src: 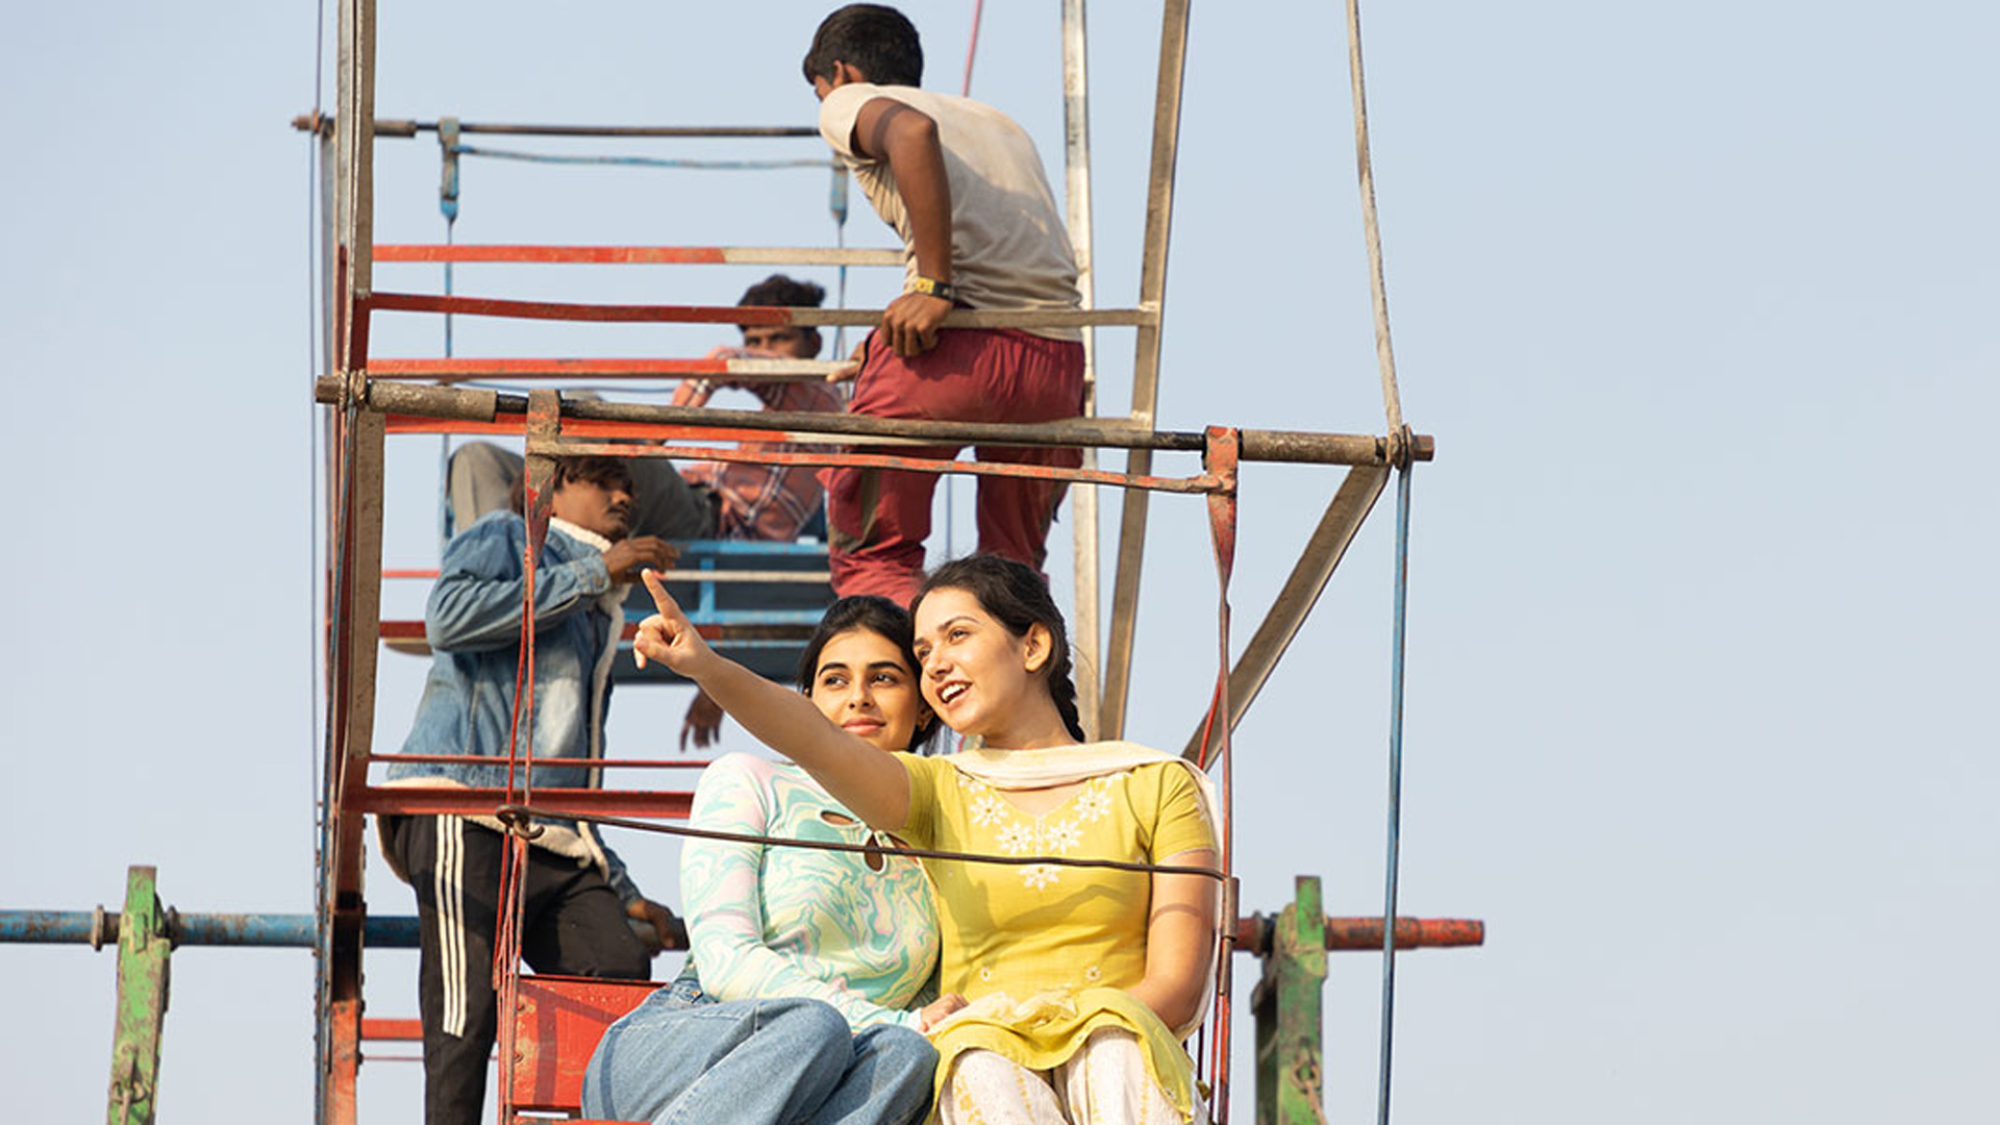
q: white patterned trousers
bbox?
[937,1027,1203,1125]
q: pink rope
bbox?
[960,0,986,96]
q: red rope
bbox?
[1200,427,1241,1121]
[495,393,562,1119]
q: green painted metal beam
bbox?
[107,866,171,1124]
[1253,876,1329,1125]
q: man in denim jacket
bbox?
[380,454,685,1125]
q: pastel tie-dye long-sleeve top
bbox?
[681,752,940,1030]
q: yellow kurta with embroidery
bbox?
[896,750,1216,1119]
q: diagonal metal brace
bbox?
[1186,466,1388,761]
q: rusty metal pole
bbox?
[1251,877,1327,1125]
[321,0,379,1121]
[105,866,171,1125]
[1101,0,1192,739]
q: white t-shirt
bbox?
[819,82,1082,342]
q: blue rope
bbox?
[452,144,835,172]
[1376,463,1413,1125]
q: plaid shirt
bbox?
[671,349,846,541]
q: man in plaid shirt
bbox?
[669,275,845,542]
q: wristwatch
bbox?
[906,275,961,303]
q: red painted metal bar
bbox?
[372,291,788,324]
[366,291,1154,329]
[351,787,695,820]
[381,245,729,264]
[368,753,715,770]
[360,1019,422,1041]
[544,440,1229,495]
[380,620,802,644]
[1231,917,1485,952]
[384,415,800,444]
[369,357,833,382]
[374,244,901,266]
[291,115,818,139]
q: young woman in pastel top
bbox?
[633,555,1221,1125]
[583,596,969,1125]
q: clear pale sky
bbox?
[3,2,1994,1121]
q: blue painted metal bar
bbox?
[1375,465,1413,1125]
[623,609,823,626]
[0,911,419,949]
[672,539,830,557]
[453,144,835,172]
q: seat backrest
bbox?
[508,974,659,1115]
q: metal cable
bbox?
[453,145,835,172]
[497,804,1227,882]
[1374,465,1413,1125]
[305,0,329,1106]
[1344,0,1405,435]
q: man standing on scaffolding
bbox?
[806,4,1086,604]
[379,454,684,1125]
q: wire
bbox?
[438,216,455,550]
[1374,464,1413,1125]
[497,804,1227,882]
[452,144,835,172]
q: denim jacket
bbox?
[384,510,641,903]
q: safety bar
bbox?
[315,376,1435,467]
[293,114,816,139]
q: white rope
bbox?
[1345,0,1405,437]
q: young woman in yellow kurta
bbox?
[634,555,1220,1124]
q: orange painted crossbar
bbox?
[372,244,900,267]
[351,787,694,820]
[383,413,785,443]
[371,292,800,325]
[360,1018,423,1041]
[372,357,736,380]
[378,245,730,264]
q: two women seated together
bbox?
[583,554,1221,1125]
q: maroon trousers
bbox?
[823,328,1086,604]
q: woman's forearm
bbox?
[1129,854,1221,1030]
[686,652,911,831]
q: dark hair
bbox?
[802,5,924,88]
[912,556,1087,742]
[509,455,634,513]
[738,274,826,309]
[795,595,942,754]
[737,274,826,354]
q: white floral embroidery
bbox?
[1076,784,1114,824]
[965,775,1131,892]
[978,965,993,982]
[1042,818,1082,853]
[1084,965,1101,982]
[997,822,1037,856]
[1022,864,1059,891]
[969,792,1007,828]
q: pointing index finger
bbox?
[640,569,679,616]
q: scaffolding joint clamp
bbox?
[495,805,547,841]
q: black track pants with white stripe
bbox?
[388,815,652,1125]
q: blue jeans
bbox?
[582,978,937,1125]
